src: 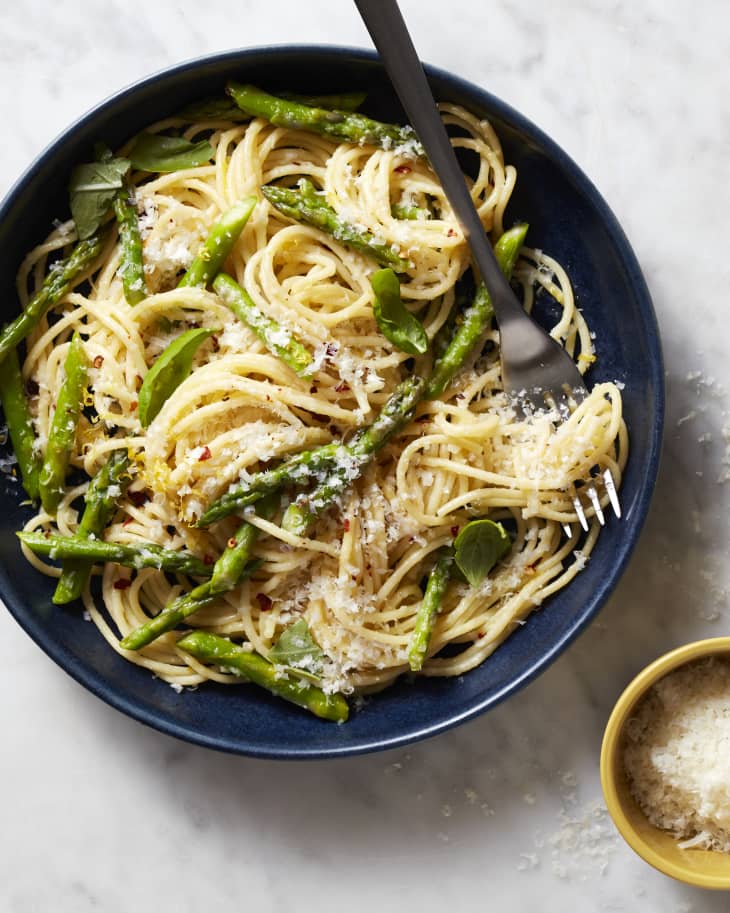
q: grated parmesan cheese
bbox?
[623,657,730,851]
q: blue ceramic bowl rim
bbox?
[0,45,664,759]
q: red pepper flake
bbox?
[334,381,350,393]
[203,554,214,565]
[309,385,318,394]
[477,631,485,639]
[343,518,351,533]
[256,593,273,612]
[450,526,459,537]
[114,578,132,590]
[227,537,238,549]
[122,516,134,527]
[43,529,52,539]
[25,378,39,396]
[93,355,104,369]
[128,490,149,507]
[394,164,412,174]
[130,401,138,411]
[198,445,212,461]
[135,375,143,391]
[447,228,457,237]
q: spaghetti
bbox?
[12,97,627,704]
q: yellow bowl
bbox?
[600,636,730,889]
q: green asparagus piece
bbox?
[262,180,411,271]
[18,530,214,578]
[197,441,343,526]
[0,233,105,367]
[391,203,431,221]
[228,82,423,156]
[38,333,88,514]
[52,450,131,605]
[282,375,427,534]
[113,187,147,305]
[408,547,454,672]
[0,349,40,500]
[119,560,261,652]
[283,91,368,111]
[203,375,426,529]
[425,223,528,399]
[121,496,276,651]
[177,198,257,289]
[179,91,367,123]
[176,630,349,722]
[213,273,312,374]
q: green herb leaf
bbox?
[269,618,323,676]
[129,133,214,173]
[138,327,217,427]
[454,519,511,587]
[370,268,428,355]
[69,157,130,240]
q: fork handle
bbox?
[354,0,524,325]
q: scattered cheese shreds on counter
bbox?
[623,657,730,851]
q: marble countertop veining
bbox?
[2,1,730,910]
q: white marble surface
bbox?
[1,1,730,910]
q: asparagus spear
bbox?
[120,496,276,651]
[262,180,411,271]
[176,630,349,722]
[391,202,430,221]
[197,442,343,526]
[0,233,105,367]
[408,547,454,672]
[113,187,147,305]
[52,450,131,605]
[119,560,261,651]
[38,333,88,514]
[282,375,427,534]
[179,91,368,122]
[213,273,312,374]
[177,198,257,289]
[18,531,214,578]
[227,83,423,156]
[0,349,40,500]
[425,223,528,399]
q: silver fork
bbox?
[355,0,621,533]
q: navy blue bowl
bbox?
[0,47,663,758]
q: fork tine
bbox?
[571,489,590,532]
[586,485,605,526]
[562,523,573,539]
[603,468,621,518]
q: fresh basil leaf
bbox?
[269,618,323,674]
[370,268,428,356]
[454,519,511,587]
[69,156,130,240]
[138,327,217,427]
[129,133,214,173]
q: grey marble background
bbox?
[1,1,729,910]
